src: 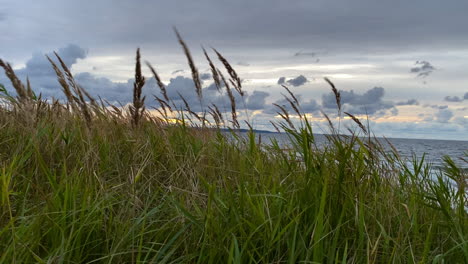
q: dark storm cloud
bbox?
[464,92,468,100]
[410,60,435,78]
[277,77,285,85]
[444,95,463,102]
[0,44,269,109]
[395,99,419,106]
[0,44,88,99]
[286,75,308,87]
[3,43,150,103]
[22,44,86,77]
[75,72,133,102]
[322,87,396,115]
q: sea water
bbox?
[247,132,468,170]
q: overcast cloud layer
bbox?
[0,0,467,140]
[2,0,468,56]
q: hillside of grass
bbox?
[0,36,467,263]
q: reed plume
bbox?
[203,47,222,92]
[217,68,239,128]
[324,77,341,113]
[208,103,224,128]
[26,77,35,99]
[274,103,295,129]
[46,56,75,104]
[146,62,169,102]
[282,85,299,105]
[130,48,146,127]
[174,27,202,100]
[281,85,301,118]
[344,112,367,134]
[47,53,93,125]
[0,59,30,102]
[208,105,221,127]
[213,48,243,96]
[321,110,335,132]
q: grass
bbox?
[0,35,467,263]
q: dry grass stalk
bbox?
[273,103,295,129]
[26,77,35,99]
[53,52,93,123]
[0,59,30,102]
[53,52,86,100]
[208,105,221,127]
[229,79,238,92]
[282,94,302,119]
[46,56,75,104]
[321,110,335,132]
[130,48,146,127]
[98,96,106,109]
[212,104,224,125]
[203,48,221,92]
[174,28,202,100]
[178,92,201,121]
[383,136,399,157]
[146,62,169,102]
[324,77,341,113]
[208,104,225,128]
[244,120,253,131]
[281,85,299,105]
[96,96,116,118]
[270,121,281,133]
[79,84,99,111]
[154,97,169,119]
[213,49,243,96]
[218,69,239,128]
[344,112,367,134]
[154,95,173,113]
[108,104,124,118]
[47,53,94,125]
[201,110,208,127]
[153,107,167,122]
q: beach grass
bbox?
[0,39,467,263]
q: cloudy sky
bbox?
[1,0,467,140]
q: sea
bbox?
[246,132,468,170]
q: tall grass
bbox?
[0,34,467,263]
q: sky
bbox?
[0,0,467,140]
